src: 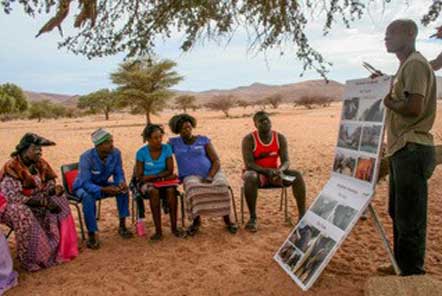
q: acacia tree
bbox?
[78,89,120,120]
[205,95,236,118]
[3,1,440,78]
[175,95,197,112]
[28,100,67,122]
[111,58,183,124]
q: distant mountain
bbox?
[23,77,442,107]
[24,91,80,107]
[172,79,346,104]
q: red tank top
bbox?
[252,131,280,168]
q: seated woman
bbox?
[168,114,238,236]
[0,133,78,271]
[0,194,18,294]
[135,124,186,241]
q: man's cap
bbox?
[91,128,112,146]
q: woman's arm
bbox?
[136,160,156,183]
[153,157,175,180]
[206,142,221,179]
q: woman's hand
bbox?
[47,199,61,214]
[55,185,64,196]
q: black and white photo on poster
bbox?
[360,125,382,154]
[337,123,362,151]
[333,150,357,177]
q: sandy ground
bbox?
[0,103,441,296]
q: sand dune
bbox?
[1,103,441,295]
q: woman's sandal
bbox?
[186,224,200,237]
[226,223,239,234]
[172,228,188,239]
[150,232,163,241]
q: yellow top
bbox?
[386,52,437,156]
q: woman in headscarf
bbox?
[168,114,238,236]
[0,133,78,271]
[0,194,18,294]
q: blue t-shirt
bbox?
[168,136,212,179]
[136,144,173,176]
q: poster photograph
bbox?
[275,76,391,291]
[337,123,362,151]
[333,150,357,176]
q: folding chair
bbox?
[240,184,292,225]
[61,163,109,240]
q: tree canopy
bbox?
[175,95,197,112]
[0,83,28,112]
[205,95,236,118]
[78,88,121,120]
[3,1,441,78]
[111,58,182,124]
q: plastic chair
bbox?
[240,184,292,225]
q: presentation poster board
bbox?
[274,76,391,291]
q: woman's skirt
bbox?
[183,171,232,221]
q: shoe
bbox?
[172,227,187,239]
[376,264,396,275]
[245,218,258,233]
[226,223,239,234]
[150,232,162,241]
[186,223,200,236]
[118,226,134,239]
[86,236,101,250]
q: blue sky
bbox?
[1,1,441,95]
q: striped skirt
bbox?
[183,171,232,221]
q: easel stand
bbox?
[368,203,401,275]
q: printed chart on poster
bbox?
[274,76,391,291]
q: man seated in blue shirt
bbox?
[73,128,133,249]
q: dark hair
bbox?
[141,124,164,142]
[253,111,269,122]
[168,114,197,134]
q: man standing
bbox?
[241,111,306,232]
[382,19,436,275]
[73,128,133,249]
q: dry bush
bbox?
[205,95,236,118]
[264,94,283,109]
[297,95,335,109]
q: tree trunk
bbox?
[105,110,109,120]
[146,111,151,124]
